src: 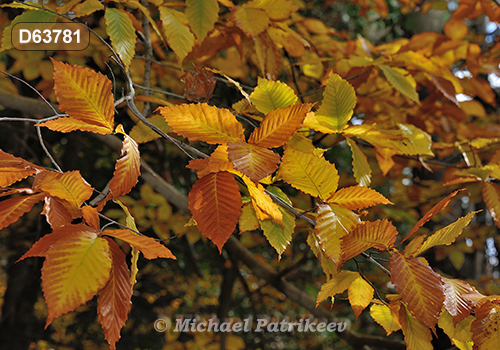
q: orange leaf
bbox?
[444,19,468,40]
[471,300,500,350]
[0,193,45,230]
[327,185,393,210]
[390,251,444,329]
[242,174,283,225]
[157,103,244,144]
[188,172,242,252]
[17,225,70,263]
[34,170,93,217]
[248,104,313,148]
[109,125,141,199]
[442,277,479,325]
[0,149,43,187]
[98,238,133,350]
[227,141,280,183]
[41,224,112,326]
[42,196,73,229]
[82,205,100,230]
[342,219,398,263]
[103,229,176,260]
[482,181,500,229]
[400,189,463,244]
[36,59,114,135]
[315,203,360,266]
[187,144,234,178]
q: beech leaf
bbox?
[159,6,195,61]
[0,193,45,230]
[327,185,393,210]
[249,77,298,115]
[105,8,137,71]
[185,0,219,43]
[482,181,500,229]
[227,141,280,183]
[0,149,44,187]
[346,138,371,187]
[103,229,176,260]
[316,270,359,305]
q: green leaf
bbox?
[1,10,57,52]
[315,72,356,132]
[380,65,419,103]
[346,138,371,187]
[105,8,137,71]
[259,186,295,259]
[159,6,195,62]
[249,78,298,114]
[185,0,219,43]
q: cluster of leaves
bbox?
[2,0,500,349]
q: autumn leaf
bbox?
[34,170,93,217]
[159,6,195,61]
[36,59,115,135]
[471,300,500,350]
[280,146,339,200]
[400,189,463,244]
[41,224,112,326]
[232,5,269,37]
[346,138,371,187]
[259,186,295,258]
[370,303,401,335]
[185,0,219,43]
[239,203,260,233]
[307,230,338,280]
[109,125,141,199]
[157,103,244,144]
[129,114,172,144]
[398,301,433,350]
[315,203,360,266]
[81,205,100,230]
[438,309,474,344]
[249,77,298,114]
[442,277,483,325]
[98,238,133,350]
[248,104,313,148]
[188,172,242,252]
[314,72,356,132]
[379,65,419,103]
[390,251,444,329]
[250,0,300,20]
[413,211,478,256]
[187,144,234,178]
[105,8,137,71]
[0,149,44,187]
[227,141,280,183]
[254,31,281,80]
[327,185,393,210]
[241,174,282,225]
[348,276,374,319]
[0,193,45,230]
[316,270,359,305]
[103,229,176,260]
[72,0,104,17]
[42,196,73,229]
[482,181,500,229]
[342,219,398,263]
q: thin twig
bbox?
[36,127,62,172]
[132,83,186,100]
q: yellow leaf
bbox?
[348,276,374,319]
[159,6,195,61]
[105,8,137,71]
[482,181,500,229]
[370,303,401,335]
[241,175,282,225]
[248,0,300,20]
[413,211,478,256]
[232,6,269,37]
[307,230,337,280]
[129,114,172,144]
[398,302,433,350]
[379,65,419,103]
[239,203,260,233]
[449,250,465,271]
[444,19,468,40]
[41,224,112,326]
[72,0,104,18]
[316,270,359,305]
[249,77,298,115]
[346,138,371,187]
[157,103,244,144]
[314,72,356,132]
[185,0,219,43]
[248,104,313,148]
[37,59,115,135]
[315,203,360,266]
[460,100,486,117]
[438,309,473,343]
[254,31,281,80]
[327,185,393,210]
[280,146,339,200]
